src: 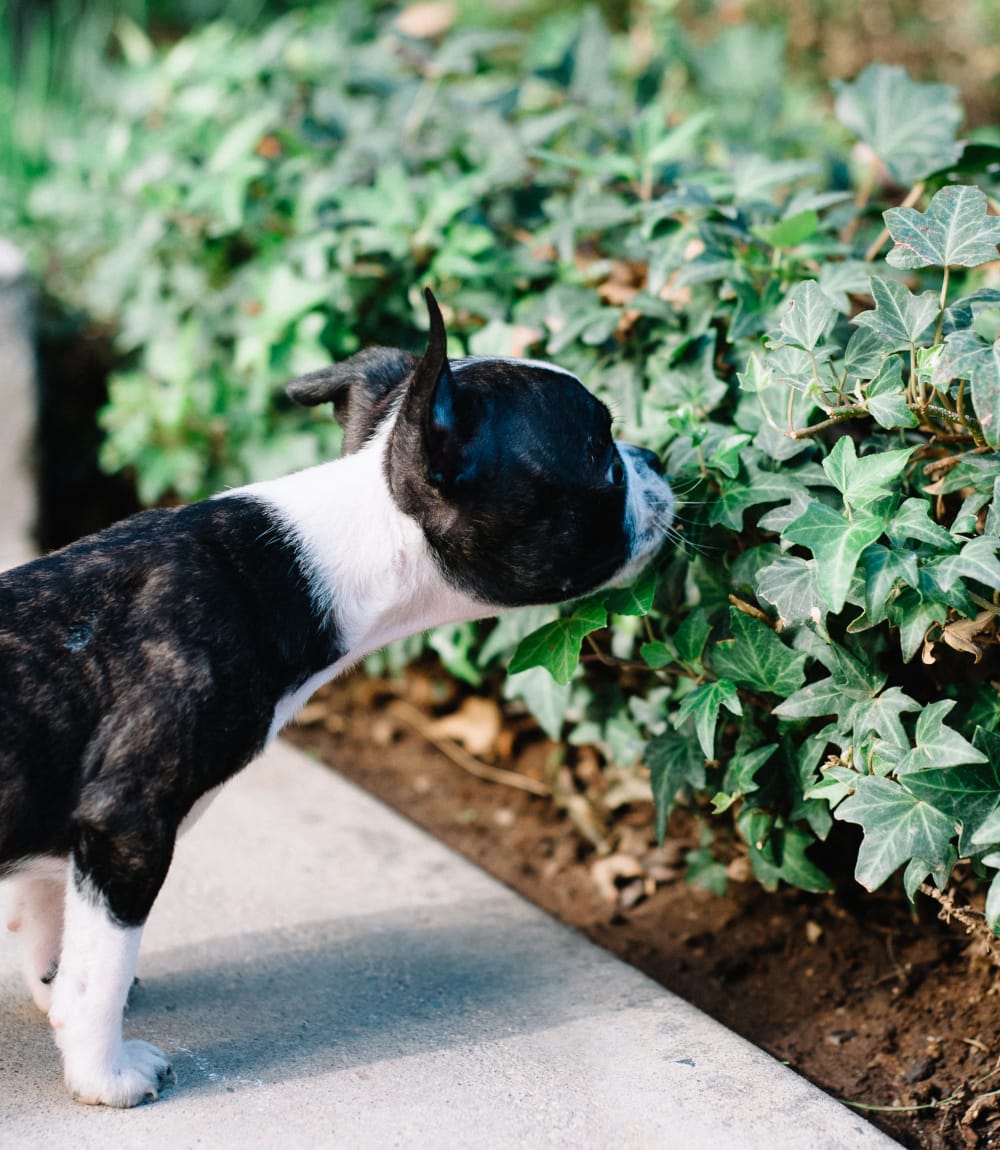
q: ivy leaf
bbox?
[903,750,1000,855]
[711,462,808,531]
[503,666,572,742]
[887,498,955,550]
[855,542,919,625]
[885,186,1000,270]
[844,324,890,381]
[822,436,914,509]
[887,588,949,663]
[970,730,1000,847]
[718,742,776,806]
[646,729,706,843]
[851,276,939,351]
[603,564,658,616]
[773,676,845,721]
[778,280,837,351]
[752,209,820,251]
[897,699,989,775]
[509,598,607,684]
[865,356,918,429]
[784,502,885,614]
[710,608,807,695]
[675,678,742,759]
[933,536,1000,591]
[755,554,825,626]
[835,775,958,891]
[849,687,921,748]
[673,607,711,665]
[833,64,963,185]
[640,641,673,670]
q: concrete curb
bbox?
[0,237,36,570]
[1,740,901,1149]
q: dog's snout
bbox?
[635,447,665,475]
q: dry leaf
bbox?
[591,852,646,902]
[394,1,455,39]
[428,696,503,757]
[939,610,995,663]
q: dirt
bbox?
[286,671,1000,1150]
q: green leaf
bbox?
[858,545,919,623]
[844,325,890,381]
[508,598,607,684]
[888,588,949,662]
[503,666,572,742]
[646,729,706,843]
[885,186,1000,270]
[835,775,957,891]
[675,679,742,759]
[888,498,955,549]
[933,536,1000,591]
[849,687,921,748]
[720,742,776,801]
[639,641,673,670]
[752,209,819,250]
[833,64,963,185]
[903,749,1000,855]
[747,821,835,892]
[710,608,807,695]
[784,501,885,614]
[603,563,658,616]
[673,607,711,665]
[755,555,825,626]
[851,276,939,351]
[897,699,989,775]
[822,436,914,509]
[711,463,806,530]
[773,676,844,721]
[778,280,837,351]
[865,356,918,429]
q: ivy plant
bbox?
[13,6,1000,917]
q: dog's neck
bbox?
[226,423,492,668]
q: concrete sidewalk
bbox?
[1,740,899,1149]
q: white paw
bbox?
[66,1040,175,1108]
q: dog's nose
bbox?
[636,447,665,475]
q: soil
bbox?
[285,671,1000,1150]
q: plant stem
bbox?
[934,264,950,345]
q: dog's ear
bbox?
[286,347,418,452]
[285,365,356,408]
[286,348,417,412]
[404,289,481,494]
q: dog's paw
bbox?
[66,1040,175,1108]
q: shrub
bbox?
[14,5,1000,914]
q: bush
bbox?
[14,5,1000,915]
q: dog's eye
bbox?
[607,453,626,488]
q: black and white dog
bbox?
[0,289,673,1107]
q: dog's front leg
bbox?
[49,865,173,1107]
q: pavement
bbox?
[1,738,901,1149]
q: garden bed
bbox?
[287,672,1000,1150]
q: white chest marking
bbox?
[224,422,491,743]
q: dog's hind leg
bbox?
[5,861,67,1012]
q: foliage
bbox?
[12,5,1000,914]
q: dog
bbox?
[0,288,673,1107]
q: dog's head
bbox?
[286,290,673,607]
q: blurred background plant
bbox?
[4,0,1000,912]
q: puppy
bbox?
[0,289,673,1106]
